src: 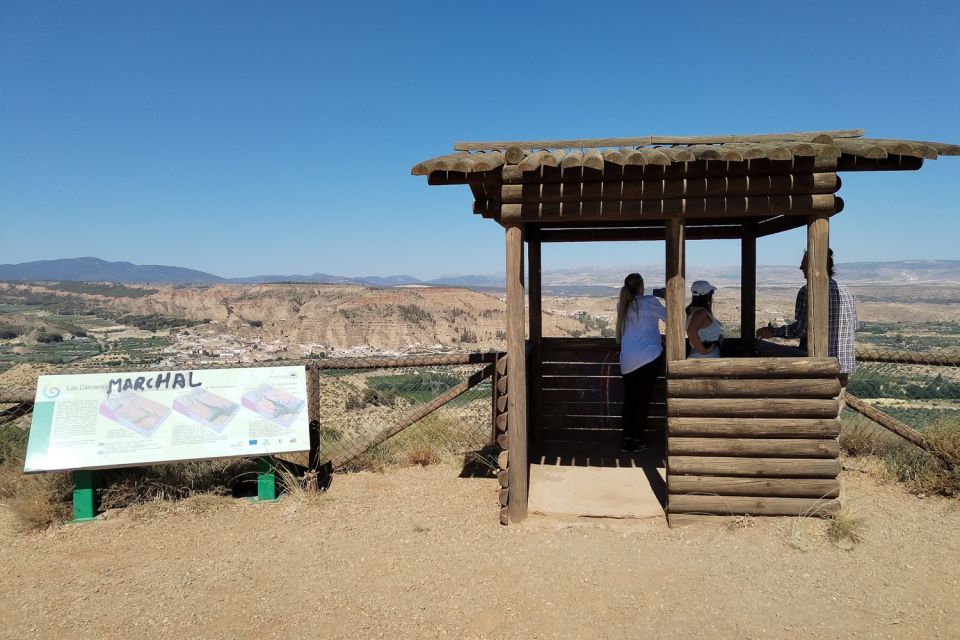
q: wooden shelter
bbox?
[412,130,960,525]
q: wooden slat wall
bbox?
[536,337,666,446]
[665,357,842,521]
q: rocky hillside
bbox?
[0,282,592,351]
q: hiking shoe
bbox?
[619,438,647,453]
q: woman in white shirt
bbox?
[686,280,723,358]
[615,273,666,452]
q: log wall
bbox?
[535,337,666,447]
[494,354,510,525]
[666,357,842,521]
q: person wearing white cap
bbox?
[686,280,723,358]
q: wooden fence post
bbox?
[505,224,528,523]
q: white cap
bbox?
[691,280,716,296]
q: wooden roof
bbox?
[412,129,959,176]
[412,130,958,238]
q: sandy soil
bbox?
[1,462,959,640]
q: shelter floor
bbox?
[527,443,667,521]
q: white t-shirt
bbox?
[619,295,667,374]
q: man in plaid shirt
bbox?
[756,248,858,385]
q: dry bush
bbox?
[274,464,326,505]
[839,419,883,456]
[397,442,444,467]
[98,459,255,510]
[346,411,478,472]
[841,411,960,498]
[877,417,960,498]
[6,471,72,531]
[1,421,73,530]
[827,508,867,549]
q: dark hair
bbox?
[803,248,835,277]
[686,292,713,316]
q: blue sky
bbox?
[2,1,958,279]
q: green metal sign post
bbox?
[71,470,97,522]
[254,456,277,502]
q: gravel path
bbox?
[2,461,959,639]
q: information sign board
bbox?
[25,366,310,472]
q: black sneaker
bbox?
[620,438,647,453]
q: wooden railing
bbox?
[665,357,842,524]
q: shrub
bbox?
[345,387,399,411]
[248,320,263,328]
[36,331,63,343]
[397,304,432,326]
[0,329,19,340]
[459,328,478,343]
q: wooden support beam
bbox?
[741,222,757,355]
[505,225,528,524]
[0,401,33,426]
[668,476,841,498]
[330,363,494,470]
[668,494,840,516]
[668,357,839,378]
[667,377,840,398]
[453,130,865,151]
[495,194,842,222]
[854,348,960,367]
[755,214,811,237]
[668,398,840,418]
[500,158,841,184]
[667,417,840,439]
[537,226,744,242]
[669,437,839,458]
[669,456,841,478]
[665,219,686,362]
[527,227,542,451]
[845,393,957,468]
[807,214,830,357]
[499,173,839,204]
[835,154,923,172]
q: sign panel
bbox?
[25,366,310,472]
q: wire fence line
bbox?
[0,353,503,473]
[1,346,958,476]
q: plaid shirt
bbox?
[773,278,858,373]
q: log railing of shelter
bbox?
[666,357,842,525]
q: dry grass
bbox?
[826,507,867,549]
[98,459,255,510]
[274,464,327,506]
[347,411,481,472]
[840,413,960,498]
[3,469,72,531]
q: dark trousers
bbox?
[621,352,664,443]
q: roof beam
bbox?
[453,130,865,151]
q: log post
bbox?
[807,214,829,357]
[665,219,686,362]
[307,364,322,469]
[505,224,528,523]
[527,226,542,448]
[740,222,757,355]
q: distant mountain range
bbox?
[2,256,960,290]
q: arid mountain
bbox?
[3,257,959,288]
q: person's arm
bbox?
[759,286,807,340]
[687,309,711,355]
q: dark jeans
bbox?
[621,352,665,443]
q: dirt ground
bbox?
[2,461,959,640]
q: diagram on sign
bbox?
[100,391,170,437]
[242,384,305,427]
[173,388,240,432]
